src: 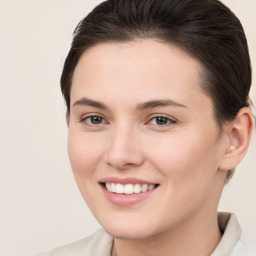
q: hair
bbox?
[60,0,252,182]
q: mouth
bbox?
[99,177,160,206]
[101,182,159,194]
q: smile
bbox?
[99,177,160,206]
[105,183,157,194]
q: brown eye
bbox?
[84,116,104,124]
[149,116,176,126]
[155,117,169,125]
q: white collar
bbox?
[211,212,241,256]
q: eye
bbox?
[82,115,106,125]
[148,116,176,126]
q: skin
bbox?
[67,39,254,256]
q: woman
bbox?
[38,0,255,255]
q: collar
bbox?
[211,212,241,256]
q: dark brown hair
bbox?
[61,0,252,181]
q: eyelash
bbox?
[80,114,176,127]
[80,115,108,126]
[147,116,176,126]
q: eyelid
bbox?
[79,113,177,127]
[80,113,109,125]
[146,114,177,126]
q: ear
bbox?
[219,107,254,171]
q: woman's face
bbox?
[68,40,228,239]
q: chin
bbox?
[101,220,159,240]
[105,228,154,240]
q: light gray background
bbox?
[0,0,255,255]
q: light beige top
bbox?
[36,213,255,256]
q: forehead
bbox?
[71,39,210,110]
[73,39,203,82]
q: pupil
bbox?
[91,116,102,124]
[156,117,167,125]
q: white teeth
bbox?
[106,183,111,191]
[105,183,157,194]
[115,183,124,194]
[141,184,148,192]
[124,184,134,194]
[111,183,116,192]
[148,184,155,191]
[134,184,142,193]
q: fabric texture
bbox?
[36,212,255,256]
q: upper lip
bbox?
[99,177,158,185]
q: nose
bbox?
[105,125,144,170]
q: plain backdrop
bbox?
[0,0,255,255]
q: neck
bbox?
[112,211,222,256]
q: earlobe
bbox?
[219,107,254,171]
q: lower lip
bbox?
[101,184,158,206]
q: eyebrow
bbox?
[136,99,187,111]
[72,97,187,111]
[72,97,108,110]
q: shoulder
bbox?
[35,229,113,256]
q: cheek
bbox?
[146,135,220,223]
[145,131,220,194]
[67,129,107,207]
[67,129,103,178]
